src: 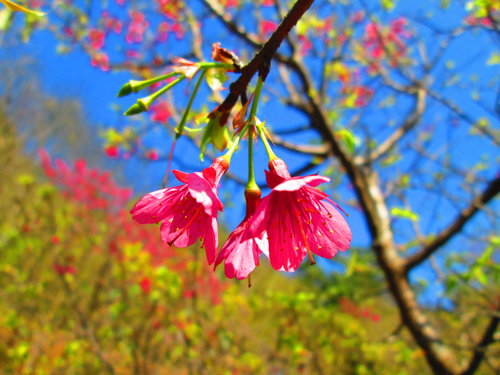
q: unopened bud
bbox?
[124,100,147,116]
[117,81,133,97]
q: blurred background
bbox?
[0,0,498,374]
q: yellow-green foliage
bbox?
[0,116,431,374]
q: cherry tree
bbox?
[1,0,499,373]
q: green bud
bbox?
[124,101,147,116]
[117,82,133,97]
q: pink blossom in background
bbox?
[261,20,278,36]
[104,145,119,158]
[146,150,159,160]
[130,157,229,265]
[39,149,132,211]
[88,28,105,50]
[53,263,77,276]
[126,11,149,44]
[91,52,110,71]
[248,158,351,272]
[298,34,312,55]
[139,277,152,294]
[170,22,184,40]
[150,101,171,123]
[126,49,141,59]
[156,22,169,43]
[102,11,123,34]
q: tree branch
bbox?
[461,310,500,375]
[405,175,500,271]
[208,0,315,124]
[270,133,329,156]
[355,87,426,166]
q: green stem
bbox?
[257,124,277,161]
[249,77,277,161]
[222,128,245,162]
[249,77,264,119]
[198,62,234,70]
[133,72,181,93]
[141,76,185,107]
[246,77,265,189]
[247,127,258,189]
[175,70,207,140]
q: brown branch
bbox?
[208,0,315,124]
[355,87,426,166]
[270,133,329,156]
[405,175,500,271]
[461,310,500,375]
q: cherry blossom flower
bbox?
[88,28,105,50]
[248,158,351,272]
[126,10,149,44]
[215,188,269,280]
[130,157,229,265]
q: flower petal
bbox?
[172,169,189,183]
[217,223,268,279]
[202,216,218,265]
[130,186,184,224]
[188,172,223,215]
[273,175,330,192]
[307,200,352,258]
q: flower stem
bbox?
[142,76,185,107]
[246,77,265,189]
[222,129,244,162]
[175,70,206,140]
[257,123,277,162]
[198,62,234,70]
[249,77,264,119]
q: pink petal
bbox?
[188,172,223,215]
[273,175,330,192]
[307,200,352,258]
[217,223,268,279]
[262,194,306,271]
[264,169,286,189]
[130,187,184,224]
[172,169,189,183]
[160,198,208,247]
[201,216,218,265]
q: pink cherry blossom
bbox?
[215,189,268,280]
[88,28,105,50]
[249,158,351,272]
[130,157,229,264]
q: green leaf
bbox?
[487,52,500,65]
[206,69,227,91]
[390,207,419,221]
[0,8,12,30]
[335,128,358,154]
[381,0,395,10]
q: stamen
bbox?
[307,248,316,265]
[168,205,204,245]
[296,215,315,265]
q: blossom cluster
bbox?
[130,156,352,280]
